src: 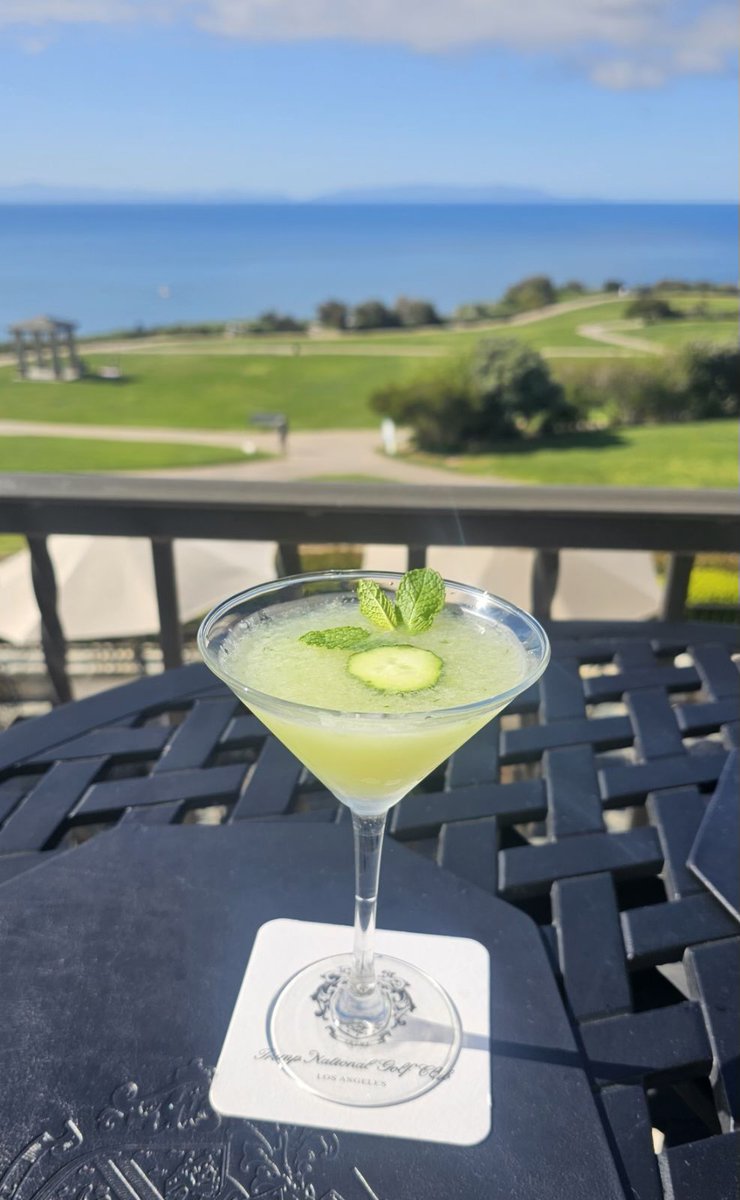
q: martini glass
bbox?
[198,571,549,1106]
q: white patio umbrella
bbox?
[362,545,660,620]
[0,536,277,645]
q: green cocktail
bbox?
[199,570,549,1106]
[219,594,527,813]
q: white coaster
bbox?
[210,918,491,1145]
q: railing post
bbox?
[27,534,72,704]
[532,549,560,621]
[662,553,695,621]
[276,542,302,576]
[407,546,427,570]
[150,539,182,670]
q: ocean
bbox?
[0,203,735,336]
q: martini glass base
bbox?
[268,952,462,1107]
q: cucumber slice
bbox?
[347,645,442,693]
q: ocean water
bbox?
[0,203,735,336]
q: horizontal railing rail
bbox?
[1,474,737,704]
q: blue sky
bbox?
[1,1,736,201]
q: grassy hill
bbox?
[1,291,735,433]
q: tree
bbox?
[248,310,306,333]
[680,344,740,419]
[394,296,442,327]
[625,293,678,323]
[562,280,586,294]
[502,275,557,313]
[603,279,623,293]
[350,300,400,330]
[317,299,348,330]
[470,339,575,437]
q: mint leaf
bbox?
[395,568,446,634]
[356,580,398,631]
[300,626,370,650]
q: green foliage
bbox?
[558,359,684,426]
[625,293,679,323]
[558,344,740,426]
[603,279,623,293]
[394,296,442,327]
[356,579,399,630]
[502,274,557,312]
[0,534,26,561]
[680,343,740,419]
[317,299,348,329]
[470,338,575,437]
[371,357,477,452]
[395,568,446,633]
[350,300,400,330]
[451,301,507,323]
[687,567,739,608]
[247,310,306,334]
[561,280,586,294]
[653,279,739,295]
[371,340,573,451]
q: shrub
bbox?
[603,279,623,293]
[317,299,348,329]
[557,344,740,426]
[247,310,306,333]
[371,339,574,451]
[502,274,557,313]
[452,301,508,322]
[394,296,442,327]
[557,359,684,426]
[680,343,740,419]
[625,293,679,323]
[470,339,576,437]
[687,567,739,607]
[371,358,475,452]
[350,300,400,330]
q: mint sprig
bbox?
[356,579,399,631]
[396,568,446,633]
[299,626,369,650]
[299,568,447,650]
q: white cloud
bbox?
[1,0,736,88]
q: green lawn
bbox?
[2,292,735,434]
[0,436,251,472]
[632,320,738,347]
[407,420,738,489]
[0,353,429,431]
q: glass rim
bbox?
[197,569,551,724]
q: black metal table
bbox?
[1,619,738,1200]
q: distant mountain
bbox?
[312,184,563,203]
[2,182,719,205]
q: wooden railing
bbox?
[1,474,737,704]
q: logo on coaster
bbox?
[312,966,415,1045]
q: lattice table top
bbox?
[0,618,738,1200]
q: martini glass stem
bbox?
[351,812,386,995]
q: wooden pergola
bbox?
[10,315,81,381]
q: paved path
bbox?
[0,419,504,487]
[576,322,665,356]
